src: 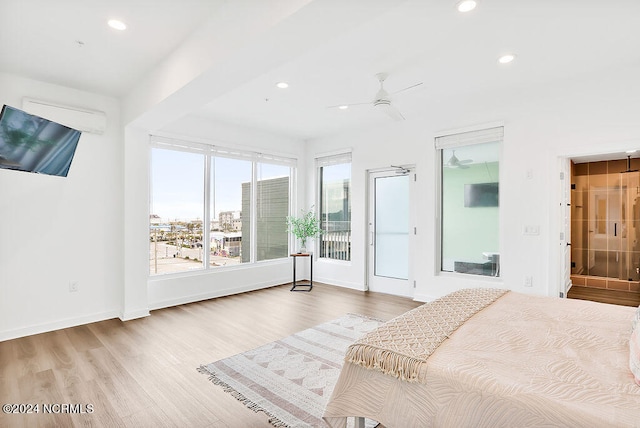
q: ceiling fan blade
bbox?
[444,162,470,169]
[446,150,473,167]
[329,73,418,116]
[377,102,405,121]
[391,82,423,95]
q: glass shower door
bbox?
[618,171,640,280]
[572,161,640,281]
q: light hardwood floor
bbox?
[0,283,422,428]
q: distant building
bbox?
[241,176,289,262]
[320,178,351,260]
[211,231,242,257]
[223,232,242,257]
[321,179,350,227]
[219,210,241,231]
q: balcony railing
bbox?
[320,221,351,261]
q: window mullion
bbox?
[203,155,212,269]
[250,161,258,263]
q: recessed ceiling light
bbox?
[456,0,477,12]
[498,54,516,64]
[276,82,289,89]
[108,19,127,31]
[338,105,349,110]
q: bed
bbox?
[323,288,640,428]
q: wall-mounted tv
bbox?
[464,182,499,207]
[0,105,82,177]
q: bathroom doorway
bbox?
[570,156,640,292]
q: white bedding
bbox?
[324,291,640,427]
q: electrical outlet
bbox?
[69,281,79,292]
[524,276,533,287]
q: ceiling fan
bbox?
[328,72,423,121]
[445,150,473,169]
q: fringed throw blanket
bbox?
[345,288,509,383]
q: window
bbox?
[317,152,352,261]
[149,137,295,276]
[212,156,252,267]
[150,148,204,275]
[255,163,290,261]
[437,127,502,277]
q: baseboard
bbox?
[148,278,288,311]
[313,276,365,291]
[120,308,150,321]
[0,310,121,342]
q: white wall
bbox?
[0,73,123,341]
[0,73,307,339]
[307,64,640,302]
[3,50,638,341]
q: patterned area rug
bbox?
[198,314,382,428]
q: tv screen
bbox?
[0,105,82,177]
[464,182,499,207]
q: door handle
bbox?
[614,223,617,236]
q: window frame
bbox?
[149,135,296,277]
[316,150,352,262]
[435,126,503,279]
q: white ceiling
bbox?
[0,0,222,96]
[2,0,640,145]
[193,0,640,141]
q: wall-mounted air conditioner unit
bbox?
[22,98,107,134]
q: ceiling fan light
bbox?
[456,0,477,13]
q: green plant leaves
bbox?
[286,208,322,240]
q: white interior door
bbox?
[367,168,414,297]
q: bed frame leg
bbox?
[354,416,365,428]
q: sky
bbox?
[150,148,290,221]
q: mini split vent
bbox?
[22,98,107,134]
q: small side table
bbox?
[290,253,312,292]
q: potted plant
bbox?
[286,207,322,253]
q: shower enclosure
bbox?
[572,160,640,281]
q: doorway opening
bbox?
[569,156,640,296]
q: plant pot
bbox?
[298,238,307,254]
